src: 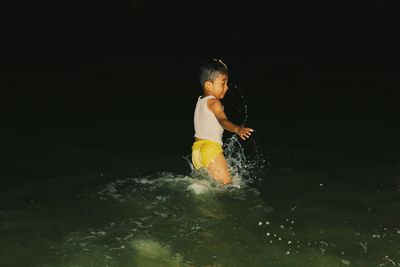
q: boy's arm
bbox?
[208,98,254,140]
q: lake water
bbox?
[1,102,400,267]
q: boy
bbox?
[192,59,254,185]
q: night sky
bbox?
[2,0,400,187]
[3,0,399,126]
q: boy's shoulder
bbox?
[207,97,223,111]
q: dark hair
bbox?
[199,58,228,87]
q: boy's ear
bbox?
[204,80,213,91]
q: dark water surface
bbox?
[2,104,400,266]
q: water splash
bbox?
[225,84,266,186]
[224,134,265,186]
[234,84,249,127]
[185,133,265,188]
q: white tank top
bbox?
[194,95,224,145]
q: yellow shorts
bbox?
[192,140,223,170]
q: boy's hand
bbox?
[236,127,254,140]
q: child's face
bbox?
[207,73,229,99]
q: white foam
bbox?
[187,183,209,194]
[131,238,183,266]
[186,179,212,195]
[131,239,171,259]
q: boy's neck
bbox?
[202,92,213,98]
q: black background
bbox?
[3,0,399,124]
